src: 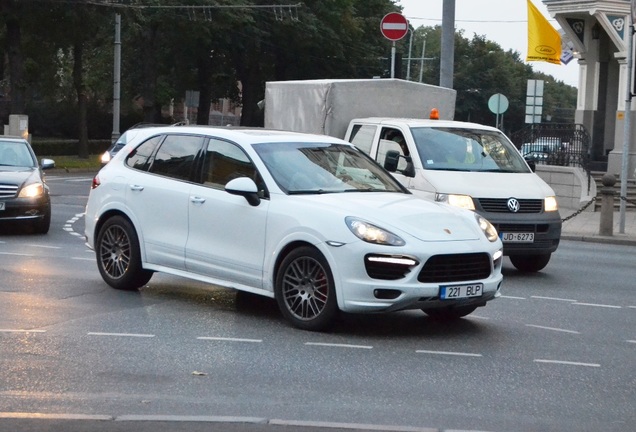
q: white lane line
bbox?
[72,257,95,261]
[526,324,580,334]
[532,295,576,302]
[627,340,636,344]
[87,332,155,338]
[0,329,46,333]
[305,342,373,349]
[500,295,526,300]
[534,359,600,368]
[117,415,268,423]
[416,350,482,357]
[0,413,112,420]
[0,252,33,257]
[467,314,490,320]
[197,337,262,343]
[25,244,61,249]
[628,306,636,309]
[573,302,621,309]
[270,419,438,432]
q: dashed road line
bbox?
[0,329,46,333]
[416,350,482,357]
[24,244,61,249]
[573,302,621,309]
[534,359,600,368]
[627,340,636,344]
[526,324,580,334]
[64,213,86,239]
[197,336,262,343]
[87,332,155,338]
[532,295,576,302]
[0,252,34,257]
[500,295,526,300]
[305,342,373,349]
[0,412,112,420]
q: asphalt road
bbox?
[0,173,634,432]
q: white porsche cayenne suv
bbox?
[84,126,504,331]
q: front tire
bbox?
[96,215,152,290]
[509,253,551,272]
[275,246,338,331]
[32,207,51,234]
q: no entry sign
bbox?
[380,12,408,41]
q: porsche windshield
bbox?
[254,142,406,194]
[411,127,530,173]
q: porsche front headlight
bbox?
[345,217,405,246]
[475,213,499,242]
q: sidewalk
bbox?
[560,208,636,246]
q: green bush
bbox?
[31,139,111,156]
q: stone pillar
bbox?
[599,173,616,236]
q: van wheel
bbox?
[509,254,551,272]
[424,305,477,320]
[275,246,338,331]
[96,215,153,290]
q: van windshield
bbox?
[410,127,531,173]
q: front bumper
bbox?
[0,196,50,222]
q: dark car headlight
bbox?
[18,182,45,198]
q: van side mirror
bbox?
[526,159,536,172]
[384,150,400,172]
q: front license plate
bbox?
[500,232,534,243]
[0,202,4,211]
[440,283,483,300]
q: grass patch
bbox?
[45,155,102,170]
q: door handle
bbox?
[129,184,144,191]
[190,196,206,204]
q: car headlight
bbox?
[100,151,111,164]
[544,196,558,212]
[435,193,475,210]
[475,214,499,242]
[18,183,44,198]
[345,217,405,246]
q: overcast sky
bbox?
[396,0,580,88]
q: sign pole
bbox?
[391,42,396,78]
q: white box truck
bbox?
[264,79,561,272]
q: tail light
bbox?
[91,175,101,190]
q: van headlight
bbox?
[475,214,499,242]
[345,217,405,246]
[436,193,476,210]
[18,183,44,198]
[544,196,558,212]
[100,151,111,164]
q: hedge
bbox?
[30,139,112,156]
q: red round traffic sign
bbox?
[380,12,409,41]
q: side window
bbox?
[203,138,265,194]
[348,124,376,155]
[148,135,204,181]
[125,135,163,171]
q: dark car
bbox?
[0,136,55,234]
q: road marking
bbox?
[197,337,262,343]
[72,257,95,261]
[500,295,526,300]
[0,252,33,257]
[627,340,636,344]
[532,295,576,302]
[25,244,61,249]
[628,306,636,309]
[573,302,621,309]
[0,329,46,333]
[270,419,438,431]
[305,342,373,349]
[87,332,155,338]
[0,413,112,420]
[534,359,600,367]
[117,415,268,423]
[526,324,580,334]
[416,350,482,357]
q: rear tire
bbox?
[275,246,338,331]
[423,305,477,321]
[96,215,152,290]
[509,253,551,272]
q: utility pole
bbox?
[439,0,455,89]
[111,13,121,143]
[619,9,635,233]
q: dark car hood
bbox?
[0,166,39,185]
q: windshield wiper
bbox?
[287,189,329,195]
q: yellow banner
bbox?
[526,0,562,65]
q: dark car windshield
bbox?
[411,127,531,173]
[253,142,406,194]
[0,140,37,168]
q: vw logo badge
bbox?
[507,198,520,213]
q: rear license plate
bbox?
[501,232,534,243]
[440,283,483,300]
[0,202,4,211]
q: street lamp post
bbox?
[619,5,635,233]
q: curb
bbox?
[561,233,636,246]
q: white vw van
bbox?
[345,117,561,272]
